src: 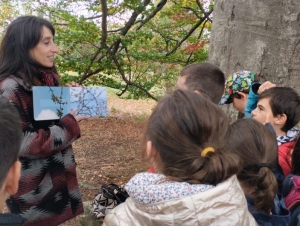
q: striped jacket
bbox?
[0,74,83,226]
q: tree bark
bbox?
[208,0,300,119]
[209,0,300,86]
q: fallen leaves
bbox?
[61,93,155,226]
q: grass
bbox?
[131,111,149,123]
[106,87,120,95]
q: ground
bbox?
[61,92,156,225]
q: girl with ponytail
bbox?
[103,90,256,225]
[228,119,290,226]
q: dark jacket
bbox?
[0,213,26,226]
[246,194,290,226]
[0,74,83,226]
[264,122,285,193]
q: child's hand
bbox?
[258,81,276,95]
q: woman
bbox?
[0,16,86,225]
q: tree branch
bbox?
[185,19,208,66]
[117,83,129,96]
[53,23,69,26]
[121,0,151,36]
[100,0,107,48]
[79,68,104,83]
[80,47,102,82]
[106,45,157,100]
[108,27,124,33]
[196,0,213,22]
[151,27,178,52]
[136,0,168,31]
[80,0,108,83]
[166,12,212,56]
[112,0,151,54]
[85,15,102,20]
[183,6,201,19]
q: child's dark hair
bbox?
[228,119,278,213]
[0,95,22,187]
[142,89,240,185]
[180,63,225,104]
[259,87,300,132]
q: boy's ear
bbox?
[146,141,157,159]
[237,92,248,100]
[4,161,21,195]
[274,113,287,126]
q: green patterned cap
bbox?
[219,71,255,105]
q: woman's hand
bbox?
[65,81,82,87]
[70,109,88,122]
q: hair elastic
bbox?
[258,163,269,169]
[201,147,215,157]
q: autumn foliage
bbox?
[0,0,213,100]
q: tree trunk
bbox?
[208,0,300,119]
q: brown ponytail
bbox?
[228,119,278,212]
[183,150,240,185]
[251,167,277,212]
[142,90,240,185]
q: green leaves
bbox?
[0,0,212,100]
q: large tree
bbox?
[2,0,212,100]
[209,0,300,119]
[209,0,300,88]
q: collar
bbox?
[125,172,214,205]
[277,127,299,146]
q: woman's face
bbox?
[30,26,58,68]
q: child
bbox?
[0,95,25,225]
[252,87,300,177]
[228,118,290,225]
[220,70,260,118]
[282,135,300,225]
[151,62,225,174]
[103,90,256,225]
[176,62,225,104]
[244,81,276,118]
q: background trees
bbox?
[0,0,212,100]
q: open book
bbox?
[33,86,107,121]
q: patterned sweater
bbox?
[0,74,84,226]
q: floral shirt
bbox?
[125,172,215,205]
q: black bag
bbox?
[92,183,129,219]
